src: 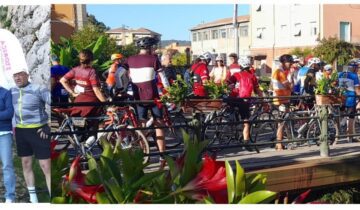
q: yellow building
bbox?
[106,27,161,46]
[51,4,87,43]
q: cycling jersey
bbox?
[296,66,309,94]
[191,62,209,97]
[11,83,50,128]
[229,63,241,76]
[64,66,100,97]
[127,54,161,100]
[228,70,259,98]
[338,71,359,107]
[106,63,118,87]
[271,68,291,105]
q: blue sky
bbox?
[87,4,249,40]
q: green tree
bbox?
[117,43,139,58]
[290,47,313,58]
[86,13,109,32]
[313,36,357,66]
[70,24,117,70]
[172,53,187,66]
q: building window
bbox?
[340,21,351,42]
[220,29,227,38]
[198,32,202,41]
[256,27,265,39]
[193,33,197,42]
[310,21,317,36]
[240,25,248,37]
[211,30,219,39]
[203,31,209,40]
[256,5,261,12]
[294,23,301,36]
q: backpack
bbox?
[237,71,254,98]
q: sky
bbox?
[87,4,250,41]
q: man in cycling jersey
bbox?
[228,53,241,76]
[339,62,360,143]
[11,68,51,202]
[126,37,168,166]
[228,56,264,151]
[105,53,125,95]
[191,52,211,98]
[271,54,293,150]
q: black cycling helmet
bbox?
[279,54,294,63]
[135,37,159,49]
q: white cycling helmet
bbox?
[307,57,321,67]
[324,64,333,71]
[238,56,250,69]
[215,55,224,61]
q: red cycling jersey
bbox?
[228,70,259,98]
[191,62,209,97]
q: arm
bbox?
[0,90,14,120]
[92,86,106,102]
[59,77,77,97]
[40,87,51,105]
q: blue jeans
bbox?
[0,133,16,201]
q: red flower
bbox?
[65,156,104,204]
[50,140,60,160]
[182,154,227,203]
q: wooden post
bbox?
[318,105,330,157]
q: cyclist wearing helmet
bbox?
[228,56,264,151]
[339,62,360,142]
[126,36,167,164]
[191,52,211,97]
[304,57,321,95]
[105,53,124,91]
[271,54,293,150]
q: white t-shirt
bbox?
[210,66,228,84]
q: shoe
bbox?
[243,140,253,152]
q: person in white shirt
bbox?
[209,55,229,85]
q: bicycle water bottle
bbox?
[84,136,96,148]
[146,117,154,127]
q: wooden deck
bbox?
[146,141,360,193]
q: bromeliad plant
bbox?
[315,71,346,96]
[160,75,191,106]
[51,130,277,204]
[204,80,229,99]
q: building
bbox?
[250,4,360,75]
[106,27,161,46]
[190,15,251,65]
[161,42,191,55]
[51,4,87,43]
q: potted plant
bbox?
[314,71,346,105]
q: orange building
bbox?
[51,4,87,43]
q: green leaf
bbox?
[235,160,245,199]
[92,35,107,59]
[51,196,68,204]
[96,192,111,204]
[239,191,277,204]
[85,169,101,185]
[130,170,165,190]
[100,137,114,160]
[164,155,179,179]
[99,156,122,186]
[225,160,235,203]
[104,177,125,203]
[203,196,215,204]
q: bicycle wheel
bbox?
[53,122,76,153]
[164,114,190,149]
[106,125,150,163]
[250,112,277,150]
[306,119,338,146]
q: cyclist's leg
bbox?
[151,105,165,153]
[346,106,356,142]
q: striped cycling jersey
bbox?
[229,63,241,76]
[11,83,50,128]
[271,68,291,105]
[126,54,161,100]
[338,71,359,107]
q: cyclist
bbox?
[50,54,70,103]
[191,52,211,98]
[104,53,124,94]
[304,57,321,95]
[228,56,264,151]
[210,55,229,85]
[60,49,106,147]
[228,53,241,76]
[271,54,294,150]
[11,68,51,203]
[125,37,168,166]
[339,62,360,143]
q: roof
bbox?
[190,15,250,31]
[106,27,161,35]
